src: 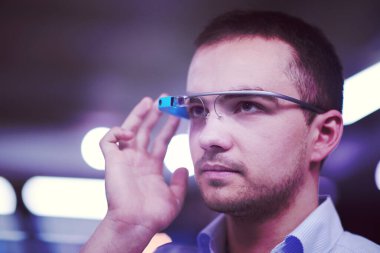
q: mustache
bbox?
[194,152,247,172]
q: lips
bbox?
[199,163,242,174]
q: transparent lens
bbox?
[168,91,323,120]
[185,96,208,119]
[214,94,274,117]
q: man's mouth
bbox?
[199,163,242,175]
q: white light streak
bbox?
[343,62,380,125]
[22,176,107,219]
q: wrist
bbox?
[82,213,156,253]
[104,210,157,239]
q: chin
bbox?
[199,184,245,211]
[199,182,296,221]
[202,195,284,220]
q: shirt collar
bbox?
[197,196,344,253]
[282,195,344,253]
[197,214,226,253]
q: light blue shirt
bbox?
[156,196,380,252]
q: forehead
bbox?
[186,37,299,97]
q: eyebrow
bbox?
[189,87,280,102]
[228,85,265,91]
[218,91,280,106]
[186,85,264,94]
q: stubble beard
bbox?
[196,146,307,222]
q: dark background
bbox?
[1,0,380,252]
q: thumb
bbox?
[169,167,189,209]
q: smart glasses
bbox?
[158,90,326,120]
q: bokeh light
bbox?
[164,134,194,176]
[81,127,109,170]
[143,233,172,253]
[343,62,380,125]
[22,176,107,219]
[375,161,380,191]
[0,177,17,215]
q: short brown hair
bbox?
[195,10,343,123]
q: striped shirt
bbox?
[156,196,380,253]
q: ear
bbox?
[309,110,344,163]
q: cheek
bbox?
[238,120,307,176]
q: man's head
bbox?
[194,10,343,124]
[185,10,344,219]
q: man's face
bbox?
[187,37,312,218]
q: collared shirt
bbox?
[156,196,380,253]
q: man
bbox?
[81,10,380,253]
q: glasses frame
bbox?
[158,90,326,119]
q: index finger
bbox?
[121,97,154,133]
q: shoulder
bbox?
[154,242,198,253]
[332,231,380,253]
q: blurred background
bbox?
[1,0,380,252]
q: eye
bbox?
[187,105,207,119]
[235,101,262,114]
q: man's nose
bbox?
[198,114,233,152]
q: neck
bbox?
[225,178,318,253]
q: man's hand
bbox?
[81,97,188,253]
